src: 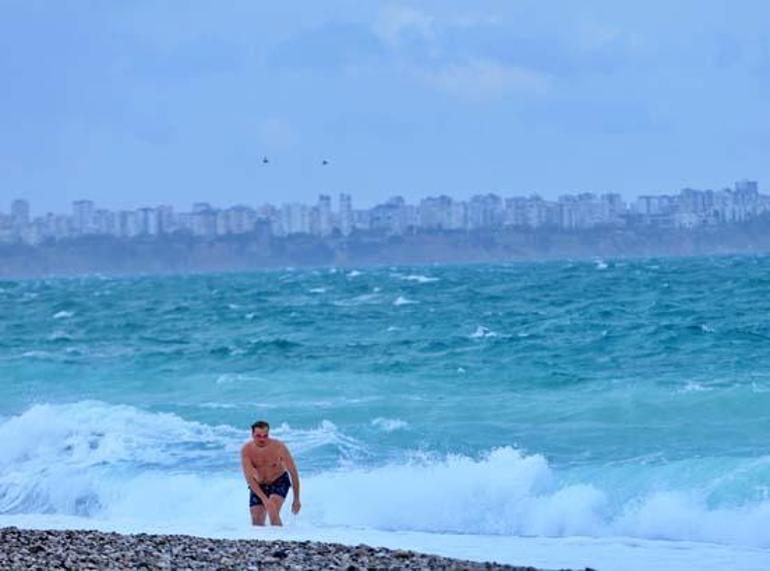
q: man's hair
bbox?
[251,420,270,432]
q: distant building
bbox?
[371,196,408,235]
[282,203,310,235]
[468,194,503,229]
[11,199,30,231]
[94,209,116,236]
[117,211,140,238]
[419,195,453,230]
[338,193,353,236]
[317,195,332,236]
[137,208,160,236]
[227,205,257,234]
[72,200,95,234]
[157,205,176,234]
[192,206,217,237]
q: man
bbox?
[240,420,301,526]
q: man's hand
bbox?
[291,498,301,514]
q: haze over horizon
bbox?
[2,1,769,213]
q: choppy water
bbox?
[2,257,770,567]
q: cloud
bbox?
[422,59,551,101]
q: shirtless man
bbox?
[240,420,301,526]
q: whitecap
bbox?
[347,270,363,278]
[215,374,267,385]
[595,260,608,270]
[308,288,326,294]
[48,331,73,342]
[678,381,711,393]
[53,310,74,320]
[470,325,497,338]
[393,296,417,306]
[371,418,409,432]
[401,274,439,283]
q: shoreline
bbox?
[0,526,554,570]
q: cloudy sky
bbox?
[1,1,769,214]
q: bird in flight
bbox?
[321,159,329,166]
[262,156,269,164]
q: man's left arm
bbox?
[282,443,301,514]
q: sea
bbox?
[1,256,770,570]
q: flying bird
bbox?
[321,159,329,166]
[262,156,269,164]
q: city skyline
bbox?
[2,175,762,217]
[1,178,763,245]
[2,2,769,212]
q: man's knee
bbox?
[250,506,266,526]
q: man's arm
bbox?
[281,443,301,514]
[241,446,270,506]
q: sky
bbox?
[1,1,770,215]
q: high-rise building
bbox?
[157,205,175,234]
[282,203,310,235]
[317,195,332,236]
[339,193,353,236]
[94,209,116,235]
[72,200,95,234]
[11,199,30,231]
[419,196,453,230]
[228,205,257,234]
[138,208,160,235]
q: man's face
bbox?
[252,428,269,447]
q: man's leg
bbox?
[250,505,267,526]
[267,495,285,526]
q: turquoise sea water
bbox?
[2,257,770,562]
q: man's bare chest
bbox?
[247,446,283,472]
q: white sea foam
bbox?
[2,402,770,559]
[347,270,363,278]
[393,296,417,306]
[470,325,497,338]
[371,418,409,432]
[595,260,609,270]
[399,274,439,283]
[334,293,382,306]
[47,331,74,342]
[20,350,56,360]
[53,310,74,320]
[215,374,268,385]
[679,381,711,393]
[308,288,326,294]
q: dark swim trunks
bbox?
[249,472,291,507]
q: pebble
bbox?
[0,526,584,570]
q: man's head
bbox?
[251,420,270,447]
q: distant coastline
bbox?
[4,219,770,278]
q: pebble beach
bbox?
[0,527,558,570]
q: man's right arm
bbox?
[241,446,270,505]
